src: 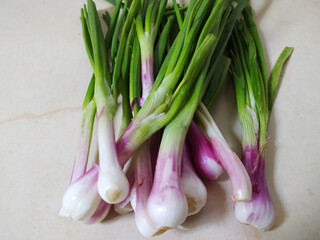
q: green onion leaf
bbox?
[268,47,294,111]
[82,74,95,110]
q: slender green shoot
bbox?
[130,36,142,116]
[172,0,183,29]
[111,0,129,63]
[112,0,140,101]
[202,56,231,109]
[82,74,95,110]
[154,15,175,75]
[268,47,294,112]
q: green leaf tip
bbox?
[268,46,294,111]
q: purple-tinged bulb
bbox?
[60,166,101,221]
[187,121,223,180]
[134,141,160,237]
[147,151,188,229]
[234,146,274,230]
[97,166,130,204]
[181,144,207,216]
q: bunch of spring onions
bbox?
[59,0,292,236]
[229,8,293,230]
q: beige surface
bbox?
[1,0,320,239]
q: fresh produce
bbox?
[59,0,293,236]
[229,7,293,230]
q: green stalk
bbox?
[184,0,205,39]
[140,0,149,17]
[105,0,122,52]
[182,0,223,69]
[202,55,231,109]
[81,8,94,70]
[232,24,256,111]
[153,0,168,40]
[158,51,210,159]
[154,15,175,74]
[231,52,257,146]
[164,0,199,76]
[144,0,155,34]
[195,0,230,49]
[212,0,249,62]
[130,36,142,116]
[135,34,216,139]
[195,3,237,110]
[172,0,183,29]
[172,34,217,102]
[116,1,237,166]
[118,24,136,137]
[236,21,265,149]
[230,9,293,150]
[112,0,140,101]
[134,0,225,120]
[231,22,262,147]
[242,22,267,128]
[111,0,130,63]
[243,7,268,95]
[159,11,211,89]
[122,25,136,85]
[243,22,268,118]
[165,40,213,138]
[152,37,178,90]
[117,34,217,165]
[85,0,115,114]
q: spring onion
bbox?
[230,7,293,230]
[135,0,167,101]
[59,0,293,236]
[82,0,130,204]
[146,0,228,223]
[134,141,158,237]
